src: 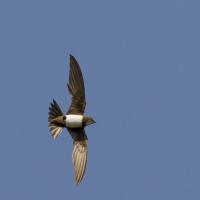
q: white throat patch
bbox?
[65,114,83,128]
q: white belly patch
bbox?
[65,114,83,128]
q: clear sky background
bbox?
[0,0,200,199]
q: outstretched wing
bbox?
[68,128,88,185]
[67,55,86,114]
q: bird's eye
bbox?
[63,116,66,120]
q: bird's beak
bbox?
[88,118,96,125]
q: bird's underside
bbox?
[48,55,95,185]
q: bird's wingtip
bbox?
[75,181,80,186]
[69,54,74,59]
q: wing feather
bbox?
[72,140,88,185]
[67,55,86,114]
[68,128,88,185]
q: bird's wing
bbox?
[67,55,86,115]
[68,128,88,185]
[48,99,64,139]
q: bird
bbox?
[48,55,96,185]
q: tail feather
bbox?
[48,99,63,121]
[48,99,64,139]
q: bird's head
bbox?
[83,116,96,127]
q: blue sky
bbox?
[0,0,200,199]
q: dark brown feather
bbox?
[48,99,64,139]
[68,128,88,185]
[67,55,86,114]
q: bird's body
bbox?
[48,55,95,185]
[64,114,83,128]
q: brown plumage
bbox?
[67,55,86,114]
[48,55,95,185]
